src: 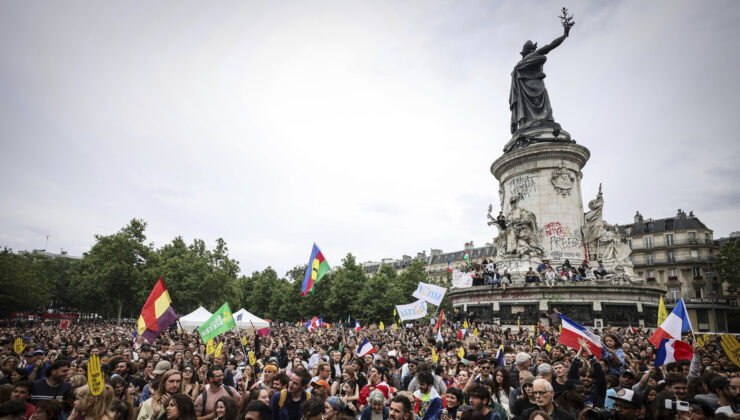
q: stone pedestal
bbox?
[491,140,590,266]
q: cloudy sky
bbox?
[2,1,739,277]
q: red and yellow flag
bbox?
[136,278,177,343]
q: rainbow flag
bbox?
[136,278,177,343]
[301,243,330,296]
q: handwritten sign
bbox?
[87,355,104,396]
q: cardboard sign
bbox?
[87,355,104,396]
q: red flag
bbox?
[434,310,444,331]
[457,330,463,339]
[60,319,70,330]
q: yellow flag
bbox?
[658,296,668,326]
[720,334,740,367]
[432,347,438,363]
[379,322,385,331]
[206,338,215,355]
[13,338,26,355]
[393,323,398,330]
[463,320,469,329]
[242,336,247,346]
[393,308,397,316]
[545,343,552,352]
[517,317,521,326]
[248,350,256,366]
[473,328,479,337]
[457,346,465,358]
[558,324,562,333]
[87,355,104,396]
[214,342,224,357]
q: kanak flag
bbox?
[649,298,693,347]
[558,313,603,359]
[655,338,693,367]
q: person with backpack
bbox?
[270,367,312,420]
[195,368,241,420]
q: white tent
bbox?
[232,308,270,332]
[179,306,213,333]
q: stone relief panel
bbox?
[551,162,575,197]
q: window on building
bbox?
[665,234,674,246]
[694,287,704,298]
[696,309,710,332]
[669,287,681,302]
[645,237,653,249]
[646,253,654,265]
[669,268,678,278]
[665,219,674,230]
[647,270,656,279]
[693,267,701,277]
[705,233,710,244]
[688,232,697,243]
[646,222,653,232]
[625,227,632,235]
[667,251,676,263]
[691,250,699,259]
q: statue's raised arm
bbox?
[509,8,575,135]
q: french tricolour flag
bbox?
[537,333,547,346]
[447,260,453,272]
[558,313,603,359]
[354,320,362,333]
[649,298,693,347]
[654,338,694,367]
[495,345,505,366]
[356,338,376,357]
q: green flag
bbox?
[464,251,471,266]
[198,302,236,342]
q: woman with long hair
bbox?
[165,393,196,420]
[214,396,239,420]
[108,377,127,401]
[602,333,625,375]
[70,384,114,420]
[248,387,270,406]
[181,366,200,402]
[492,367,512,417]
[330,366,357,395]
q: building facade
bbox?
[620,209,737,332]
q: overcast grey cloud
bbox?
[1,1,739,276]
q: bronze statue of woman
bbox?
[509,9,574,135]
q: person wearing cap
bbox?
[138,360,172,405]
[510,374,537,418]
[712,377,738,416]
[309,379,330,401]
[24,351,48,381]
[323,396,345,420]
[309,362,332,391]
[522,379,574,420]
[607,388,645,420]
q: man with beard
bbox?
[194,368,240,419]
[467,384,501,420]
[30,360,73,406]
[389,395,412,420]
[568,341,606,408]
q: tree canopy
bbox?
[1,219,450,324]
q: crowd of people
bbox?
[466,259,609,288]
[0,319,737,420]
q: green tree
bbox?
[0,249,56,315]
[71,219,154,323]
[354,265,395,323]
[325,254,366,322]
[714,241,740,293]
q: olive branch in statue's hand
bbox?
[559,7,575,36]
